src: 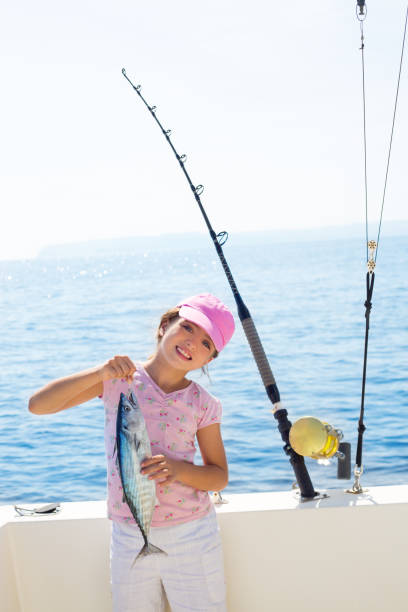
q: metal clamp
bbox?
[356,1,367,21]
[347,465,365,494]
[211,491,228,505]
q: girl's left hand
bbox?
[140,455,179,484]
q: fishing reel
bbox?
[289,417,351,479]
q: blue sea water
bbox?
[0,235,407,505]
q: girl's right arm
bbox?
[28,356,136,415]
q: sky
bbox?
[1,0,407,260]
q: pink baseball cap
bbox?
[177,293,235,352]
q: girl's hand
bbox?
[101,355,136,384]
[140,455,179,484]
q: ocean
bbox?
[1,234,407,505]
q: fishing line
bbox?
[122,68,317,499]
[350,1,408,493]
[357,1,369,261]
[375,3,408,262]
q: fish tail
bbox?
[131,542,166,566]
[146,542,166,556]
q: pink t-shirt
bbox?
[102,363,222,527]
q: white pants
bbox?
[110,510,227,612]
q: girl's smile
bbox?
[175,346,192,360]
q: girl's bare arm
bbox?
[28,356,136,415]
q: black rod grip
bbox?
[274,408,317,499]
[290,456,317,499]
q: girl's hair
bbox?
[156,308,219,374]
[155,307,182,343]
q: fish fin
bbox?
[134,435,141,452]
[131,542,166,566]
[114,445,120,471]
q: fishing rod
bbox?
[350,1,408,494]
[122,68,317,499]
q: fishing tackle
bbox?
[289,417,344,462]
[356,0,366,19]
[349,3,408,494]
[289,417,351,479]
[14,503,61,516]
[122,68,317,500]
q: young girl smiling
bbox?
[29,293,235,611]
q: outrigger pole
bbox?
[350,1,408,493]
[122,69,317,499]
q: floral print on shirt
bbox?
[102,363,222,527]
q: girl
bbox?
[29,293,235,612]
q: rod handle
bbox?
[241,316,276,389]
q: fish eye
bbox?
[124,405,131,412]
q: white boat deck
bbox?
[1,485,408,611]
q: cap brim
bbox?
[178,305,223,352]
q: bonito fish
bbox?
[116,390,165,561]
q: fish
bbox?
[116,390,165,561]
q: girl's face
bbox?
[158,318,216,372]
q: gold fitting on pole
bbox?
[367,240,377,274]
[367,240,377,273]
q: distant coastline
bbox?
[36,220,408,259]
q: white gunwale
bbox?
[1,484,408,611]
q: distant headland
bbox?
[37,221,408,259]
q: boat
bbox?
[1,484,408,611]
